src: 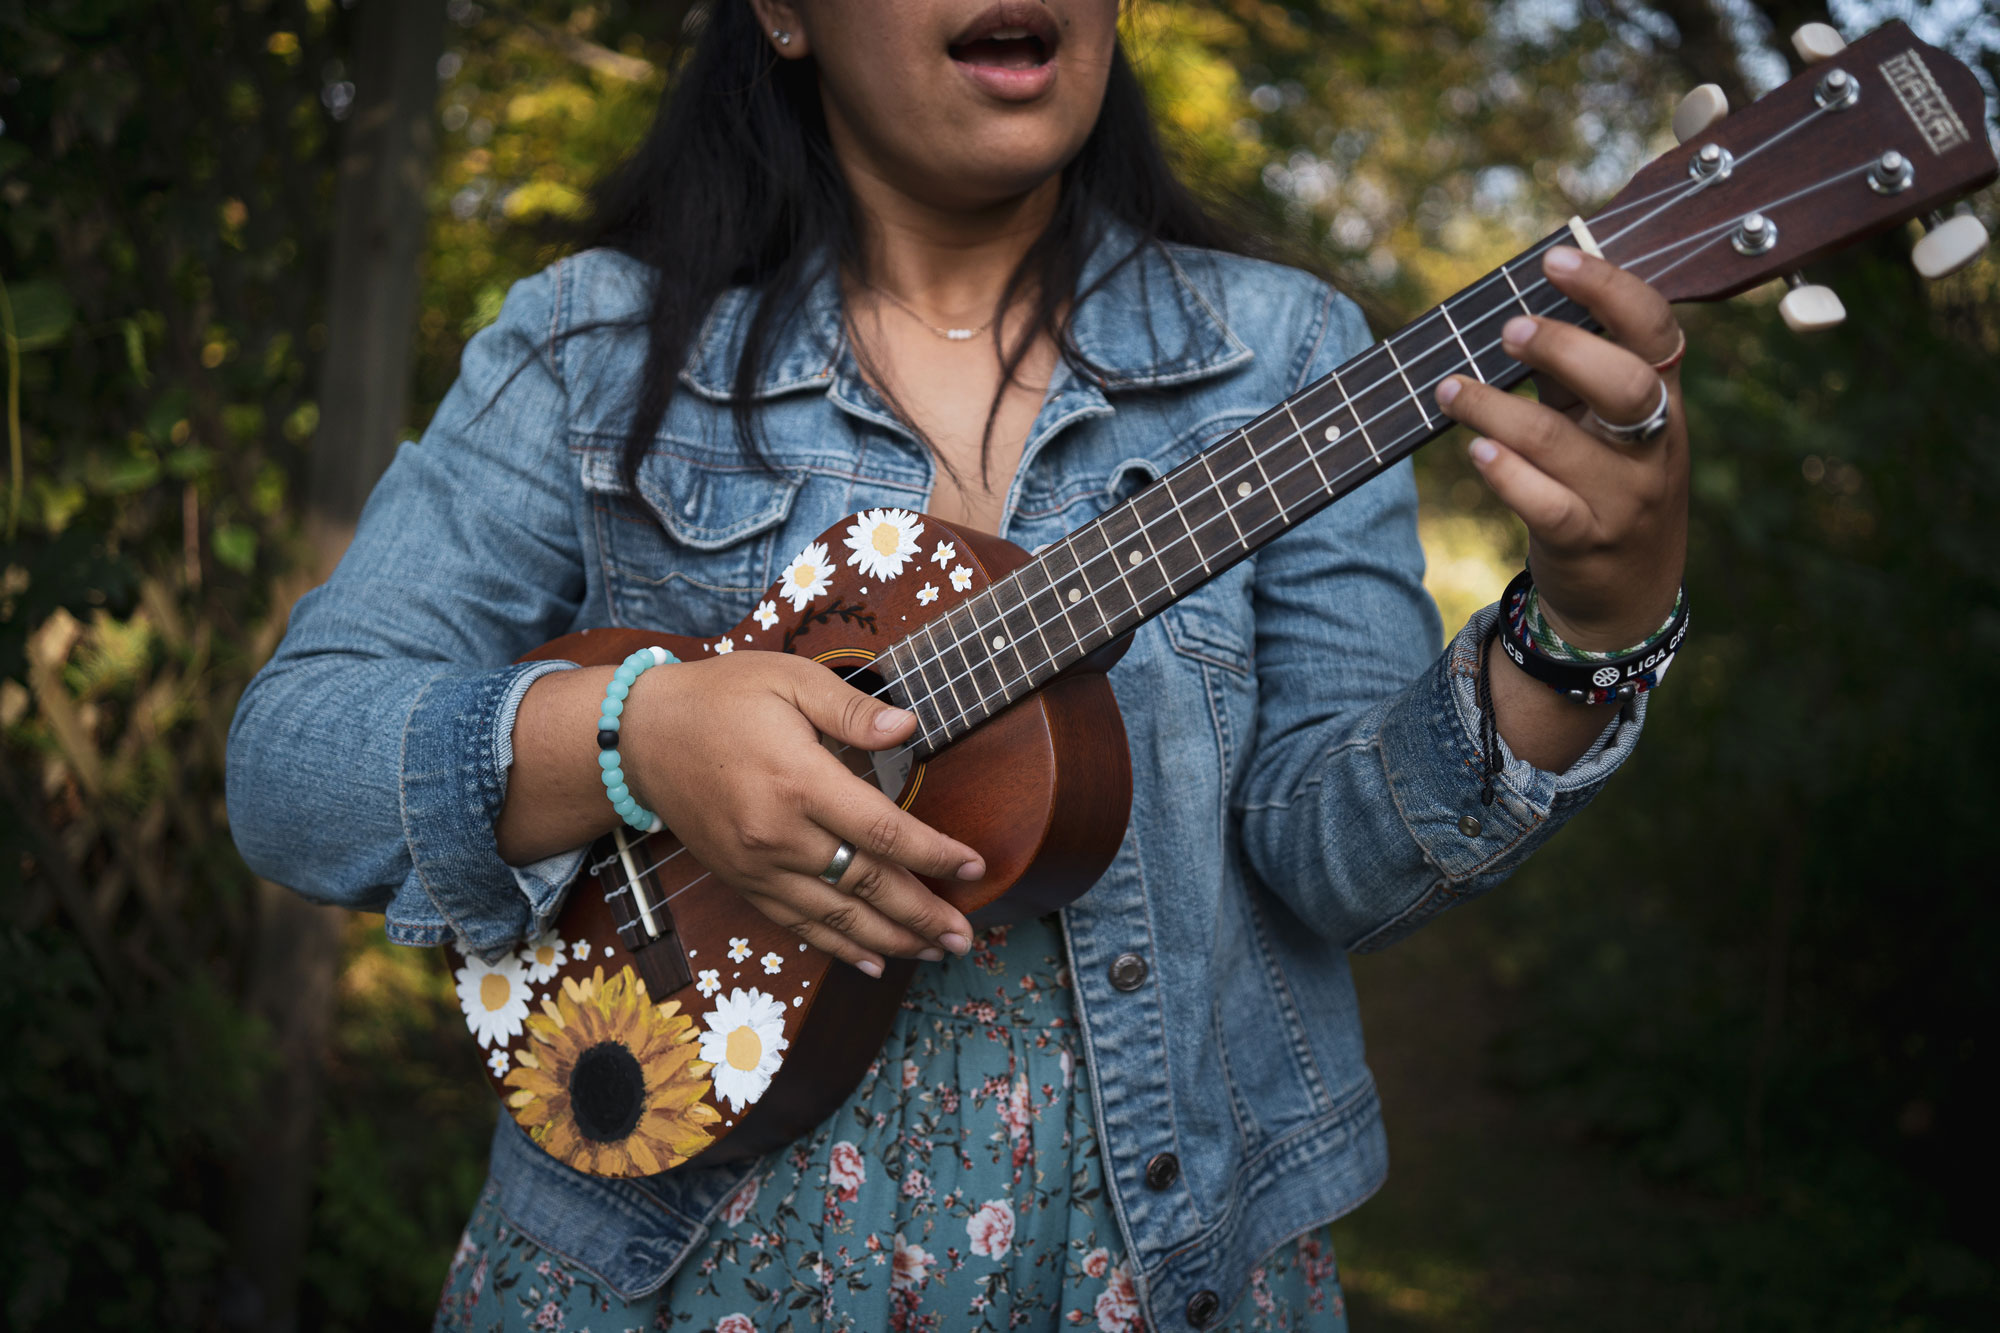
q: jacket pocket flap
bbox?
[578,447,802,550]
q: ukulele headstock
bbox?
[1586,20,1996,304]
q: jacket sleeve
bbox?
[226,265,590,952]
[1233,284,1645,951]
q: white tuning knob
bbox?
[1911,213,1990,280]
[1791,23,1847,63]
[1672,84,1730,144]
[1779,274,1846,333]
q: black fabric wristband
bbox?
[1497,569,1690,705]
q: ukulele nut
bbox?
[1868,149,1914,195]
[1814,67,1860,110]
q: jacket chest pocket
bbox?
[576,446,803,636]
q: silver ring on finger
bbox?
[816,839,858,887]
[1584,378,1671,446]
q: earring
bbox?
[773,30,791,45]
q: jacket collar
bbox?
[676,219,1253,402]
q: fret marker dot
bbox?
[1127,550,1142,565]
[1068,588,1081,603]
[991,635,1006,651]
[1236,481,1253,497]
[1324,425,1341,442]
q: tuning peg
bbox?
[1791,23,1847,64]
[1672,84,1729,144]
[1779,273,1846,333]
[1912,211,1989,280]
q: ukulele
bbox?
[448,20,1995,1179]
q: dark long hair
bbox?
[575,2,1268,493]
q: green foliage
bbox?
[6,0,1999,1328]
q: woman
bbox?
[229,0,1690,1328]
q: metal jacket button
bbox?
[1187,1289,1222,1327]
[1144,1152,1179,1190]
[1108,953,1148,991]
[1458,813,1483,838]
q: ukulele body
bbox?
[446,515,1132,1178]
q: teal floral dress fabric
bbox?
[434,918,1347,1332]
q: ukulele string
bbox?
[604,173,1734,885]
[853,153,1877,773]
[609,132,1864,893]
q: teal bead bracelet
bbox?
[596,645,677,833]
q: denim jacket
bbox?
[228,228,1643,1330]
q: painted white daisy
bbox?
[573,940,591,961]
[517,931,567,984]
[753,600,779,630]
[931,540,956,568]
[696,968,722,998]
[728,937,752,963]
[917,583,939,606]
[950,565,973,593]
[486,1048,510,1078]
[843,508,924,582]
[778,541,835,612]
[714,636,735,655]
[699,987,790,1113]
[454,952,531,1049]
[760,952,783,975]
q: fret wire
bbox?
[1159,469,1215,575]
[972,585,1035,689]
[995,578,1053,685]
[1096,503,1164,622]
[1035,539,1096,656]
[885,643,941,749]
[918,620,973,726]
[1128,487,1179,597]
[1282,401,1334,494]
[1499,259,1536,315]
[1244,428,1289,523]
[1380,336,1436,430]
[1437,304,1484,382]
[1326,367,1381,463]
[1063,521,1127,640]
[1197,452,1250,550]
[1008,561,1063,672]
[945,598,1009,720]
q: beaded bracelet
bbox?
[597,645,677,833]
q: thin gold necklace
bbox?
[867,283,992,342]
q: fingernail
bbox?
[917,948,945,962]
[1468,438,1498,465]
[956,859,985,881]
[1435,377,1461,408]
[856,958,883,978]
[874,707,913,734]
[1502,316,1537,348]
[1545,246,1583,274]
[940,932,971,955]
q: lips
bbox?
[948,2,1059,95]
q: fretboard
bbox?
[882,230,1589,754]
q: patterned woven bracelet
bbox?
[1522,582,1684,664]
[597,645,677,833]
[1498,570,1689,705]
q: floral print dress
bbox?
[435,917,1346,1332]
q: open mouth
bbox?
[947,3,1059,72]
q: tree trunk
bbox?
[306,0,448,571]
[226,5,447,1331]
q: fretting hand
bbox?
[1434,245,1690,651]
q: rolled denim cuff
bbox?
[393,658,585,953]
[1357,602,1645,949]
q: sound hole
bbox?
[825,667,917,802]
[569,1040,646,1143]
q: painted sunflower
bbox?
[504,965,720,1176]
